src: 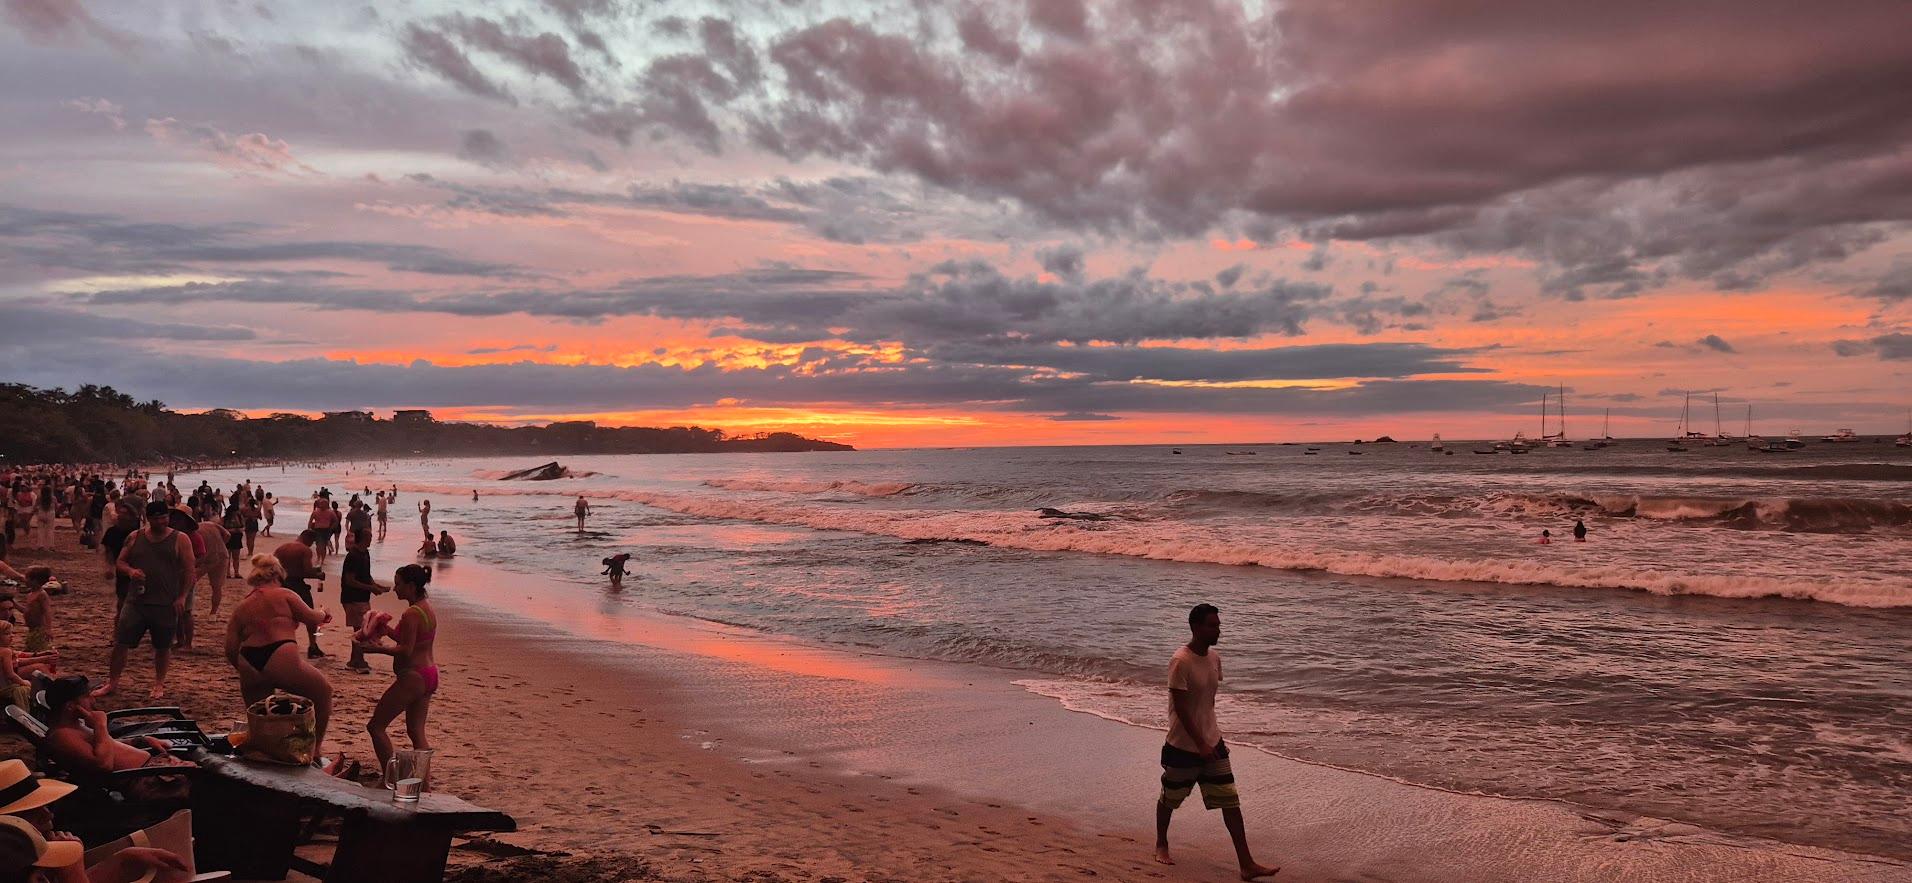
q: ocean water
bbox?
[197,440,1911,860]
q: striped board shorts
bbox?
[1159,739,1239,810]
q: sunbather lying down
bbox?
[41,676,193,801]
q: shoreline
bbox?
[8,538,1909,881]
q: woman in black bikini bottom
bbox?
[226,554,335,762]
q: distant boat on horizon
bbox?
[1704,393,1735,446]
[1822,428,1860,443]
[1584,409,1612,450]
[1430,433,1445,452]
[1539,387,1573,447]
[1668,394,1694,451]
[1898,412,1911,447]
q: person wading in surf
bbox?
[1154,603,1279,880]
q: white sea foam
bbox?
[701,478,917,497]
[382,480,1912,608]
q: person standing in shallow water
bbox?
[574,496,590,530]
[1573,519,1588,542]
[1154,603,1279,880]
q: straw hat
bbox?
[0,759,74,815]
[0,815,84,869]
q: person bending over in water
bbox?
[356,564,438,779]
[601,552,631,590]
[225,555,335,764]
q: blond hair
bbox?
[245,553,286,587]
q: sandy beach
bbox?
[6,532,1908,883]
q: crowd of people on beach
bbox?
[0,465,449,881]
[0,460,1533,881]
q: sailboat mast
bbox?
[1560,384,1567,438]
[1714,393,1722,437]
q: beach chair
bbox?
[3,704,199,847]
[26,674,210,754]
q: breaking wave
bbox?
[382,480,1912,608]
[701,478,917,497]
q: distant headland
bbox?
[0,383,853,464]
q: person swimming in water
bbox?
[1538,530,1552,545]
[1573,519,1587,542]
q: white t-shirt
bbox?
[1166,645,1222,752]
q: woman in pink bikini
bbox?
[356,563,438,777]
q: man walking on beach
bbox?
[101,501,196,698]
[1155,603,1279,880]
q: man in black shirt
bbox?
[99,502,139,603]
[83,482,107,548]
[339,529,385,674]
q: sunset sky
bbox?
[3,0,1909,447]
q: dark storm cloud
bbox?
[436,14,588,96]
[1865,264,1912,302]
[75,258,1330,349]
[0,302,254,343]
[0,338,1539,418]
[1,204,531,280]
[399,22,513,102]
[400,174,1035,245]
[457,129,510,165]
[1830,334,1912,361]
[1697,335,1737,354]
[550,0,1912,294]
[928,341,1485,383]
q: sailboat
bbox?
[1583,410,1612,450]
[1704,393,1735,446]
[1667,394,1693,451]
[1544,385,1573,447]
[1897,412,1910,447]
[1744,405,1764,450]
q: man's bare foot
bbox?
[1153,846,1175,866]
[1239,863,1279,880]
[91,681,118,697]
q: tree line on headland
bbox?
[0,383,854,464]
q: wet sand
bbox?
[6,541,1909,882]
